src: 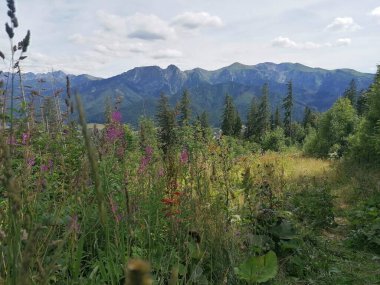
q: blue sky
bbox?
[0,0,379,77]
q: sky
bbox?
[0,0,379,77]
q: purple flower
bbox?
[111,111,122,123]
[21,132,30,145]
[26,157,35,167]
[105,125,124,142]
[145,146,153,158]
[40,164,49,172]
[180,149,189,164]
[138,155,152,174]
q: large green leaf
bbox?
[234,251,278,283]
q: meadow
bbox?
[1,0,380,283]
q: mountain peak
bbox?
[166,64,180,71]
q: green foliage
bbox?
[282,81,293,138]
[156,93,177,154]
[261,127,286,152]
[256,83,271,137]
[245,97,259,140]
[221,94,242,137]
[272,106,282,129]
[178,89,191,126]
[304,98,358,157]
[349,65,380,164]
[302,107,318,129]
[234,251,278,284]
[343,79,358,106]
[346,194,380,253]
[290,184,335,229]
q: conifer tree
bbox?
[156,93,177,154]
[221,94,236,136]
[343,79,357,106]
[233,110,242,137]
[257,83,271,136]
[356,90,368,116]
[199,111,210,138]
[282,81,294,138]
[178,89,191,126]
[273,106,281,129]
[245,97,258,139]
[303,106,317,128]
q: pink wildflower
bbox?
[105,125,124,142]
[180,149,189,164]
[26,157,35,167]
[111,111,122,123]
[145,146,153,158]
[40,164,49,172]
[21,132,30,145]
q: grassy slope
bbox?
[262,152,380,284]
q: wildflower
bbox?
[40,164,49,172]
[105,125,124,143]
[21,132,30,144]
[145,146,153,158]
[138,155,152,174]
[26,157,35,167]
[111,111,122,123]
[161,197,176,205]
[180,149,189,164]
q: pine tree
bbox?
[343,79,357,106]
[257,83,271,137]
[356,90,368,116]
[233,110,242,137]
[221,94,236,136]
[156,93,177,154]
[273,106,281,129]
[199,111,210,139]
[303,106,317,128]
[282,81,293,138]
[178,89,191,126]
[245,97,258,139]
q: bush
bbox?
[262,127,286,152]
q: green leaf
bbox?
[270,220,298,240]
[234,251,278,283]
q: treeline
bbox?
[153,65,380,166]
[304,66,380,164]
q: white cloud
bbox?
[370,7,380,17]
[152,49,183,59]
[68,33,86,44]
[172,12,223,29]
[335,38,351,47]
[272,37,322,49]
[272,36,298,48]
[325,17,361,32]
[272,36,351,49]
[96,11,175,41]
[126,13,175,41]
[96,10,127,34]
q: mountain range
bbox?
[1,62,375,126]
